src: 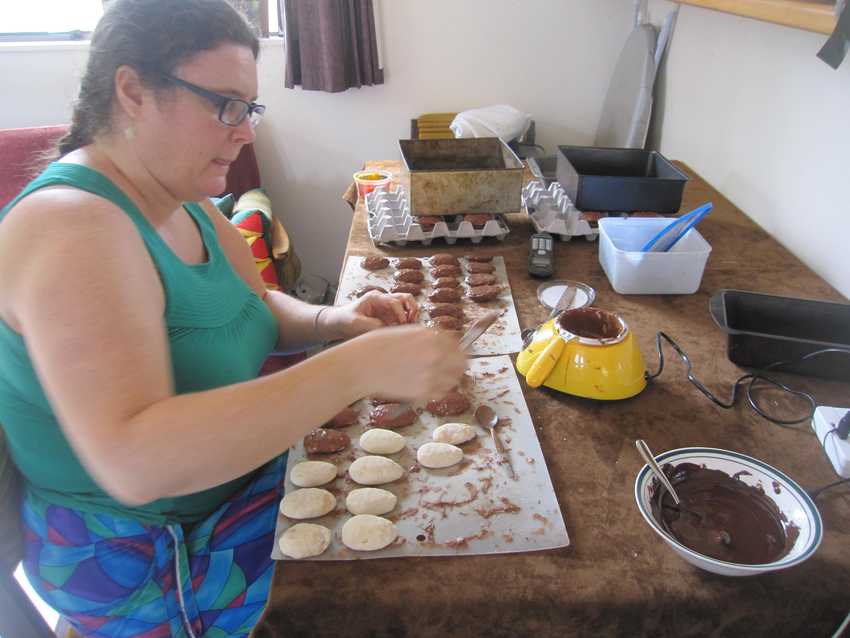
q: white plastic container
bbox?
[598,217,711,294]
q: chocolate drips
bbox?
[650,463,799,564]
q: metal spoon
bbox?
[474,404,516,480]
[635,440,731,546]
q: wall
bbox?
[254,0,633,286]
[645,1,850,298]
[0,1,634,287]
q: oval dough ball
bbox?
[432,423,477,445]
[349,456,405,485]
[359,428,406,455]
[341,514,398,551]
[279,488,336,520]
[417,442,464,469]
[278,523,332,559]
[346,488,398,516]
[290,461,337,487]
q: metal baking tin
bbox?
[556,145,688,214]
[709,289,850,380]
[399,138,524,216]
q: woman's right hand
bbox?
[353,324,467,403]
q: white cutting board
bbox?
[335,255,524,356]
[271,356,569,561]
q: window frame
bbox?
[0,0,281,43]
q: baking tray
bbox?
[555,145,687,213]
[336,255,524,356]
[709,289,850,379]
[399,138,524,216]
[366,186,510,246]
[271,355,569,561]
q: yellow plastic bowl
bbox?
[516,308,646,400]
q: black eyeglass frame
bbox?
[158,72,266,127]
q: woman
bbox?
[0,0,466,636]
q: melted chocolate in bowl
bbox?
[556,307,624,341]
[650,463,800,564]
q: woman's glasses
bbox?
[159,73,265,128]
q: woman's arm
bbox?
[1,193,465,506]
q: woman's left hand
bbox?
[321,291,419,339]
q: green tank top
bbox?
[0,163,279,524]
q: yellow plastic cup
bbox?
[353,169,392,199]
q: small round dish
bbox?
[536,280,595,312]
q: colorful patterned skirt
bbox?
[21,455,285,638]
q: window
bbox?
[1,0,102,41]
[1,0,281,42]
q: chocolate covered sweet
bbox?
[465,273,496,287]
[427,315,462,331]
[362,256,389,271]
[396,257,422,269]
[324,406,360,428]
[467,285,501,303]
[431,264,462,278]
[463,213,493,228]
[394,269,424,284]
[354,285,387,298]
[426,390,471,417]
[433,277,460,289]
[467,262,495,274]
[416,216,443,231]
[431,253,460,266]
[465,255,494,263]
[429,288,463,303]
[391,282,421,295]
[424,304,464,320]
[304,428,350,454]
[370,404,418,429]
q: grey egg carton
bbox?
[365,186,510,247]
[522,179,600,242]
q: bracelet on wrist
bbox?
[313,306,331,340]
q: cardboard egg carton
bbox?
[365,186,510,247]
[522,179,600,242]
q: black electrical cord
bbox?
[645,332,850,499]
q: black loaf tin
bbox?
[556,145,688,213]
[710,289,850,380]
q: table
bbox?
[256,161,850,638]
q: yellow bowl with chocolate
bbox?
[515,307,646,400]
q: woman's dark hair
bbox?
[56,0,259,157]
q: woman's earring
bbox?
[124,125,136,141]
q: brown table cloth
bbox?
[255,161,850,638]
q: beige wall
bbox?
[0,1,634,286]
[646,1,850,298]
[4,2,845,298]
